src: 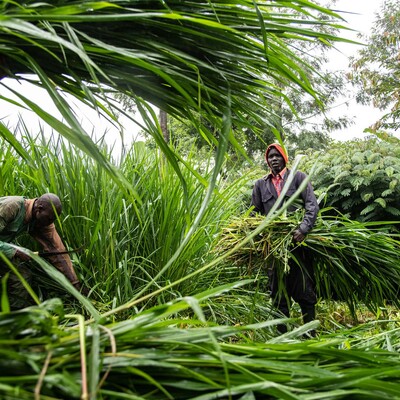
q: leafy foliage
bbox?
[0,0,354,217]
[349,0,400,132]
[0,1,349,142]
[300,138,400,222]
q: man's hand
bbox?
[293,229,306,243]
[14,249,31,262]
[73,281,90,296]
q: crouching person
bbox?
[0,194,83,310]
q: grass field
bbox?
[1,133,400,399]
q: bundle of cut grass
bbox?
[215,209,400,314]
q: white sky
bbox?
[326,0,387,140]
[0,78,142,155]
[0,0,391,149]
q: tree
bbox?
[349,0,400,132]
[159,110,169,143]
[279,0,354,155]
[300,137,400,223]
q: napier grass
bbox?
[216,210,400,315]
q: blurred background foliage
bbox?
[349,0,400,132]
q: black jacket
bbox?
[251,169,319,234]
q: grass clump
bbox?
[0,132,250,316]
[1,288,400,400]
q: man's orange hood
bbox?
[265,144,288,169]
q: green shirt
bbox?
[0,196,80,285]
[0,196,29,259]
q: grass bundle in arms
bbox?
[216,210,400,315]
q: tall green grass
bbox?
[0,130,253,315]
[1,288,400,400]
[2,128,400,399]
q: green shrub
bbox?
[300,138,400,222]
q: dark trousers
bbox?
[0,260,35,311]
[268,248,316,326]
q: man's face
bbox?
[33,202,57,227]
[267,147,286,175]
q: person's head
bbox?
[32,193,62,227]
[265,144,288,175]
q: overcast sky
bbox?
[0,0,390,148]
[326,0,387,141]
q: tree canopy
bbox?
[349,0,400,132]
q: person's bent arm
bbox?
[0,202,22,259]
[299,175,319,234]
[293,172,319,242]
[31,224,80,288]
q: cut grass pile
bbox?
[215,210,400,315]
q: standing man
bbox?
[251,143,319,332]
[0,194,83,309]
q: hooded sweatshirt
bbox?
[251,144,319,234]
[265,143,288,167]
